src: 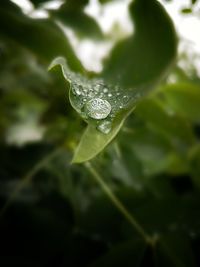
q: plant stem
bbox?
[85,162,152,243]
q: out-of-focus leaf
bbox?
[109,144,144,190]
[181,8,193,14]
[135,97,195,152]
[121,126,183,176]
[0,1,82,70]
[29,0,50,7]
[189,145,200,189]
[162,83,200,123]
[80,183,200,238]
[191,0,198,4]
[51,5,103,39]
[102,0,177,90]
[155,233,196,267]
[90,239,146,267]
[1,89,47,145]
[63,0,89,10]
[99,0,117,3]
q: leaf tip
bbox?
[48,56,66,71]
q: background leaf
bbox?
[162,83,200,123]
[102,0,177,90]
[0,1,82,70]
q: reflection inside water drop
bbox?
[85,98,111,120]
[97,120,112,134]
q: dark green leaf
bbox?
[162,83,200,123]
[102,0,177,90]
[51,5,103,39]
[191,0,197,5]
[181,8,193,14]
[62,0,89,10]
[0,1,82,70]
[29,0,50,7]
[135,97,195,152]
[189,145,200,189]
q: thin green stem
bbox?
[85,162,152,243]
[0,147,63,217]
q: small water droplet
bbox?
[103,88,108,93]
[94,84,102,92]
[85,98,111,120]
[88,91,95,98]
[108,93,112,97]
[72,84,83,96]
[97,121,112,134]
[122,95,129,105]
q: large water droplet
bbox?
[97,120,112,134]
[85,98,111,120]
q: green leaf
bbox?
[162,83,200,123]
[102,0,177,90]
[49,57,139,162]
[29,0,50,7]
[72,108,134,163]
[61,0,89,10]
[135,97,195,152]
[49,0,178,162]
[189,145,200,189]
[51,5,103,40]
[181,8,193,14]
[191,0,197,4]
[90,239,146,267]
[121,125,183,176]
[0,1,82,70]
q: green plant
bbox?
[0,0,200,266]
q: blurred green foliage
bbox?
[0,0,200,266]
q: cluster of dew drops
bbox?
[61,62,138,134]
[70,75,133,134]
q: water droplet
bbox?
[122,95,129,105]
[108,93,112,97]
[85,98,111,120]
[88,91,95,98]
[97,121,112,134]
[103,88,108,93]
[94,84,103,92]
[71,84,83,96]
